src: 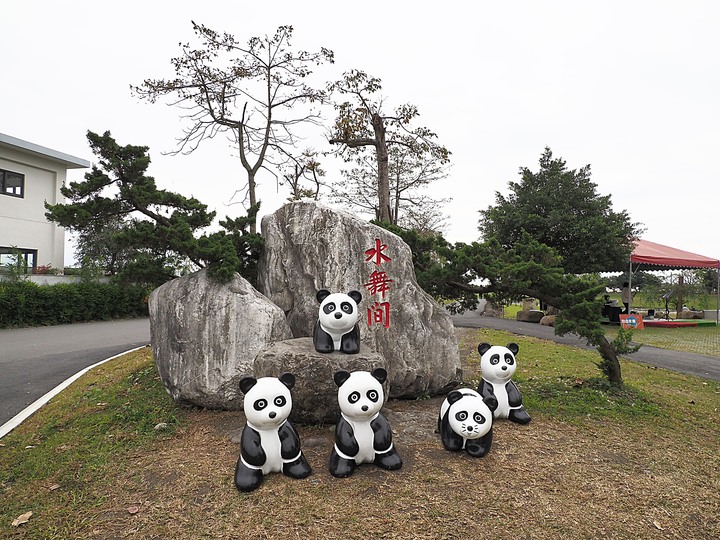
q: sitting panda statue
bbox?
[438,388,493,457]
[477,342,531,424]
[313,289,363,354]
[234,373,312,492]
[329,368,403,477]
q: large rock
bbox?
[517,310,545,323]
[254,337,387,425]
[257,201,462,398]
[149,269,292,409]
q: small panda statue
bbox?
[234,373,312,492]
[477,342,531,424]
[438,388,493,457]
[313,289,362,354]
[329,368,403,477]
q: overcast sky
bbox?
[3,0,718,266]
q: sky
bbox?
[2,0,718,266]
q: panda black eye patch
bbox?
[490,354,500,365]
[274,396,286,407]
[473,412,486,423]
[348,391,361,403]
[455,411,468,421]
[366,390,378,402]
[504,354,515,365]
[323,303,336,314]
[254,398,268,411]
[341,302,354,314]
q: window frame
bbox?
[0,247,37,274]
[0,168,25,198]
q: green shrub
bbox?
[0,281,149,328]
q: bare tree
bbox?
[327,70,450,224]
[132,23,334,232]
[278,149,325,201]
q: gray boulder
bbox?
[149,269,292,409]
[257,201,462,398]
[517,310,545,323]
[254,337,387,425]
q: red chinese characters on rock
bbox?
[364,238,393,329]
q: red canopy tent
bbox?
[629,239,720,322]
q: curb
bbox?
[0,346,148,440]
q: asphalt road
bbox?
[0,318,151,426]
[452,311,720,382]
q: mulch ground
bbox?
[50,329,720,539]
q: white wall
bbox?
[0,146,67,271]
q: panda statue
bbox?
[313,289,363,354]
[477,342,531,424]
[329,368,403,478]
[438,388,493,457]
[234,373,312,492]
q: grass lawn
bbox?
[2,331,719,539]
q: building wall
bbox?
[0,146,67,271]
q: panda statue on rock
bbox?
[329,368,403,478]
[477,342,531,424]
[234,373,312,492]
[438,388,493,457]
[313,289,362,354]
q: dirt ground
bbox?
[75,328,720,539]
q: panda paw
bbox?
[509,407,532,425]
[329,450,356,478]
[234,461,264,492]
[284,454,312,479]
[375,448,403,471]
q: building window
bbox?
[1,168,25,197]
[0,247,37,274]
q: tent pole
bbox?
[628,260,633,314]
[716,265,719,325]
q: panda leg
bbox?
[465,430,493,458]
[234,458,264,492]
[374,446,403,471]
[283,452,312,479]
[509,406,532,424]
[329,447,356,478]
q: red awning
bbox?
[631,239,719,270]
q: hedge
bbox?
[0,281,150,328]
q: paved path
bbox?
[452,312,720,382]
[0,318,150,426]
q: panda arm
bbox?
[313,320,334,353]
[439,411,464,451]
[278,421,302,459]
[370,414,393,452]
[335,416,359,456]
[478,379,499,411]
[506,381,523,407]
[240,426,266,467]
[340,325,361,354]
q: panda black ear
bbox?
[239,377,257,394]
[371,367,387,384]
[478,343,492,356]
[279,372,295,390]
[447,390,463,405]
[333,370,351,387]
[348,290,362,304]
[507,342,519,355]
[316,289,331,303]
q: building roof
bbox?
[0,133,90,169]
[632,239,719,270]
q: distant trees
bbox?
[45,131,259,286]
[480,147,642,274]
[327,70,451,226]
[132,23,334,232]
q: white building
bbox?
[0,133,90,273]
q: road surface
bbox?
[0,318,151,426]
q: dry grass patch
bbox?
[2,328,719,539]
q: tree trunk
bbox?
[247,170,257,235]
[372,112,392,223]
[596,335,624,385]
